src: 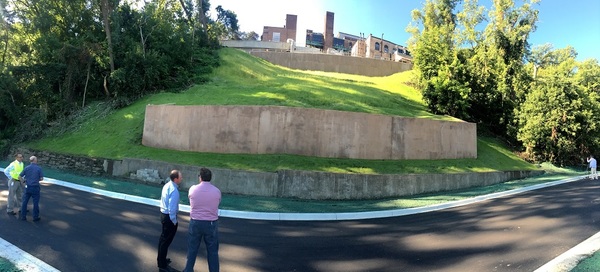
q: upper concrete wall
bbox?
[142,105,477,160]
[250,51,412,77]
[221,40,291,51]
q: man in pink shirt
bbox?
[184,167,221,272]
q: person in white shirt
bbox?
[588,155,597,180]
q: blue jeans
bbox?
[21,185,40,220]
[184,219,219,272]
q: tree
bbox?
[1,0,221,144]
[99,0,117,73]
[212,5,239,40]
[0,0,12,67]
[240,31,259,41]
[517,49,600,165]
[408,0,539,139]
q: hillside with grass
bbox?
[26,48,537,174]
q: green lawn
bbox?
[0,257,21,272]
[572,250,600,272]
[27,48,535,175]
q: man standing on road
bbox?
[184,167,221,272]
[158,170,182,272]
[19,156,43,221]
[588,155,597,180]
[4,153,24,215]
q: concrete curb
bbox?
[42,175,583,221]
[0,237,60,272]
[534,231,600,272]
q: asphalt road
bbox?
[1,175,599,272]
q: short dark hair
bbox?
[169,170,181,181]
[199,167,212,181]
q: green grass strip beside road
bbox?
[571,250,600,272]
[0,257,22,272]
[6,161,582,213]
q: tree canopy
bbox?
[408,0,600,165]
[0,0,243,146]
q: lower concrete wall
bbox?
[142,105,477,160]
[276,170,543,199]
[250,51,412,77]
[115,158,543,200]
[8,148,543,200]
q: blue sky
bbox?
[209,0,600,61]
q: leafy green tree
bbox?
[408,0,539,139]
[240,31,259,41]
[1,0,221,144]
[210,5,240,40]
[517,49,600,165]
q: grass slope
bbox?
[28,48,536,174]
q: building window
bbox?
[384,45,389,53]
[349,42,353,47]
[375,42,380,51]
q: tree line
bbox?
[408,0,600,166]
[0,0,246,147]
[1,0,598,166]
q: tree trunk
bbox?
[83,62,91,107]
[196,0,207,32]
[139,25,145,58]
[178,0,194,26]
[1,20,8,67]
[103,74,111,97]
[100,0,115,73]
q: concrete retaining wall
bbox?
[250,51,412,77]
[221,40,291,51]
[7,148,543,200]
[142,105,477,160]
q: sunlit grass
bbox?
[26,48,537,174]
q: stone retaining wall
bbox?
[8,148,543,200]
[10,147,106,176]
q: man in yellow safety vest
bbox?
[4,153,24,215]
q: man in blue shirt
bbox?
[157,170,182,272]
[19,156,44,221]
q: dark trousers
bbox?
[21,185,40,220]
[157,213,178,268]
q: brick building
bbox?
[262,12,412,63]
[352,34,411,62]
[261,14,297,42]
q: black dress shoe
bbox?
[7,211,16,215]
[33,217,41,222]
[158,265,179,272]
